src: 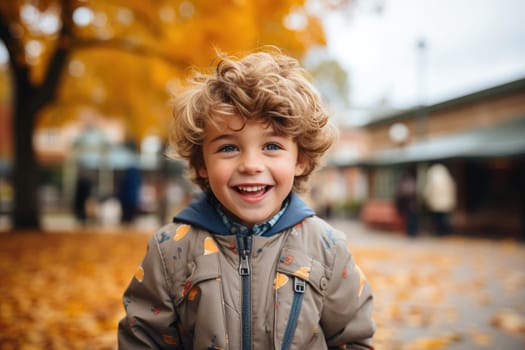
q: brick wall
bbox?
[366,89,525,153]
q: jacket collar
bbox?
[173,192,315,236]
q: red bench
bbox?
[360,199,404,231]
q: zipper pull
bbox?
[239,253,250,275]
[238,235,252,276]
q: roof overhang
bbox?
[332,117,525,167]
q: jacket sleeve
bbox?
[321,236,376,350]
[118,231,182,349]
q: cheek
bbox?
[205,161,230,184]
[272,159,300,182]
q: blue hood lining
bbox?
[172,192,315,236]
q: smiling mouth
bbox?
[234,185,270,195]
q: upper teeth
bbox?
[238,185,265,192]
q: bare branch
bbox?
[70,37,190,69]
[0,8,29,83]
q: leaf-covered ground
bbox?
[0,231,148,350]
[0,222,524,349]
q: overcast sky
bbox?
[322,0,525,125]
[2,1,524,127]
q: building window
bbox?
[373,167,400,199]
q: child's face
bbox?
[199,114,306,228]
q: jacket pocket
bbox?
[174,252,228,349]
[273,248,328,350]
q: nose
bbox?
[238,151,264,174]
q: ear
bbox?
[198,166,208,178]
[294,155,308,176]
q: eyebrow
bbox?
[208,134,234,144]
[208,130,281,144]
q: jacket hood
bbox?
[173,192,315,236]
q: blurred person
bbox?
[73,173,92,225]
[118,48,375,349]
[423,163,457,235]
[395,169,419,237]
[117,166,142,224]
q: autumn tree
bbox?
[0,0,339,230]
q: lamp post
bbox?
[416,38,429,231]
[416,38,428,140]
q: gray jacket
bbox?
[118,193,375,349]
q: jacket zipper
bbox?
[237,235,252,350]
[281,277,306,350]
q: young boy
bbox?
[118,48,375,349]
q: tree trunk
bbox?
[11,79,40,229]
[12,117,40,229]
[4,15,70,230]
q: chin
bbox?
[238,213,271,226]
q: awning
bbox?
[337,117,525,166]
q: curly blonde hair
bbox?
[169,47,337,192]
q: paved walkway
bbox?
[328,219,525,350]
[2,214,524,349]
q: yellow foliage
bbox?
[1,0,330,143]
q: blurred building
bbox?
[0,102,195,230]
[321,78,525,237]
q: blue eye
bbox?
[264,143,281,151]
[218,145,237,153]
